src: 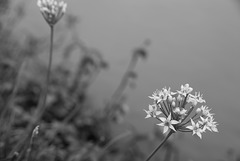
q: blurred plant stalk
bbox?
[9,0,67,157]
[106,40,149,122]
[33,25,54,125]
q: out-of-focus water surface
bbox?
[16,0,240,160]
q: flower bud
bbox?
[171,101,176,107]
[37,0,67,26]
[168,95,173,102]
[177,94,182,101]
[196,108,201,114]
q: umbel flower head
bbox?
[144,84,218,139]
[37,0,67,26]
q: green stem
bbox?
[163,101,170,115]
[35,25,54,122]
[159,102,168,117]
[181,94,189,108]
[180,113,198,126]
[180,105,194,124]
[144,131,173,161]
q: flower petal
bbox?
[159,117,166,122]
[186,125,193,130]
[171,120,179,124]
[163,126,169,133]
[157,123,164,127]
[169,124,176,132]
[197,132,202,139]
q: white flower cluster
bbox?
[37,0,67,26]
[144,84,218,139]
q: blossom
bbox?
[188,92,206,106]
[157,114,179,133]
[37,0,67,26]
[177,84,193,96]
[196,105,213,118]
[144,84,218,139]
[149,87,176,103]
[186,119,203,139]
[149,88,167,103]
[144,104,161,118]
[194,92,206,103]
[187,95,198,106]
[207,117,218,132]
[162,87,176,99]
[149,89,163,103]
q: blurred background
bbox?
[1,0,240,161]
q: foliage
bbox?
[0,1,169,161]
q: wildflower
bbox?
[194,92,206,103]
[143,84,219,161]
[144,104,161,118]
[186,119,203,139]
[162,87,176,99]
[157,113,179,133]
[149,87,176,103]
[187,95,198,106]
[144,84,218,139]
[37,0,67,26]
[188,92,206,106]
[149,89,162,103]
[177,84,193,96]
[207,117,219,132]
[196,105,213,118]
[199,116,212,132]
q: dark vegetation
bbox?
[0,1,175,161]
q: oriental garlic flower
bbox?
[144,84,218,139]
[157,113,179,133]
[144,104,161,118]
[37,0,67,26]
